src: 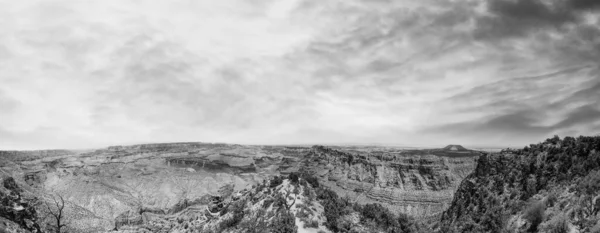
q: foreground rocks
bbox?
[0,177,42,232]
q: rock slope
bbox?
[440,136,600,233]
[109,174,426,233]
[300,146,477,218]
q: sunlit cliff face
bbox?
[1,0,599,149]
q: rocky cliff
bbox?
[0,177,42,232]
[440,136,600,233]
[300,146,477,218]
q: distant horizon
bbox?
[0,139,532,151]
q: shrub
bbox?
[271,210,298,233]
[262,198,274,208]
[302,174,320,188]
[305,219,319,228]
[289,173,299,184]
[545,191,559,207]
[238,209,269,233]
[542,213,569,233]
[523,201,545,232]
[270,176,283,188]
[355,203,414,232]
[576,169,600,195]
[218,200,246,230]
[590,221,600,233]
[296,208,309,219]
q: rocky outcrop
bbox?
[300,146,478,218]
[0,177,42,232]
[440,136,600,233]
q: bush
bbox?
[289,173,299,184]
[590,221,600,233]
[576,169,600,195]
[305,219,319,228]
[237,209,269,233]
[302,173,319,188]
[270,176,284,188]
[271,210,298,233]
[262,198,274,208]
[296,209,309,219]
[218,200,246,230]
[523,201,545,232]
[541,213,569,233]
[545,191,559,207]
[355,203,414,232]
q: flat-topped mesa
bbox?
[0,150,74,162]
[105,142,234,153]
[442,145,469,151]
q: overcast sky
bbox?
[1,0,599,150]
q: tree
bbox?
[44,194,68,233]
[275,189,297,210]
[289,173,299,184]
[271,209,297,233]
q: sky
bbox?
[0,0,599,150]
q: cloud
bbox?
[474,0,600,40]
[0,0,599,149]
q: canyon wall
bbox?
[301,146,477,218]
[0,143,477,232]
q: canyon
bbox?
[0,142,479,232]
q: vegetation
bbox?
[0,177,42,232]
[540,213,569,233]
[270,210,298,233]
[270,175,284,188]
[299,171,421,233]
[440,135,600,233]
[523,201,545,232]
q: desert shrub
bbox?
[302,184,310,196]
[305,188,316,205]
[545,191,559,207]
[302,173,320,188]
[417,165,433,176]
[541,213,569,233]
[271,209,298,233]
[305,219,319,228]
[296,208,309,219]
[273,193,288,209]
[590,221,600,233]
[316,188,351,232]
[523,201,545,232]
[289,172,299,184]
[576,169,600,195]
[218,200,246,230]
[270,176,283,188]
[238,209,269,233]
[355,203,415,232]
[262,198,274,208]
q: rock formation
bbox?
[0,142,477,232]
[440,136,600,233]
[300,145,477,218]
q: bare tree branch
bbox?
[44,193,68,233]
